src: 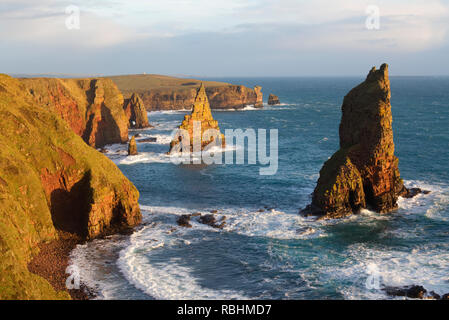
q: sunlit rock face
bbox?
[169,84,225,153]
[302,64,406,219]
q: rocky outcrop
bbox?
[268,94,280,105]
[0,74,141,299]
[123,93,152,129]
[22,78,129,148]
[169,84,225,153]
[128,136,138,155]
[302,64,407,219]
[384,285,447,300]
[254,86,263,108]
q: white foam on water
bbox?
[69,235,133,300]
[397,180,449,222]
[148,109,190,115]
[117,206,249,299]
[333,243,449,300]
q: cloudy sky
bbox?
[1,0,448,76]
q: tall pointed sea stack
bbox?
[302,64,406,218]
[123,93,152,129]
[169,84,225,153]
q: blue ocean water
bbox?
[71,77,449,300]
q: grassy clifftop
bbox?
[108,74,262,110]
[0,75,141,299]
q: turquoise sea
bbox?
[70,76,449,299]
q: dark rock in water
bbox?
[216,221,226,229]
[210,210,218,214]
[429,291,441,300]
[268,94,280,105]
[258,209,264,212]
[301,64,414,219]
[138,137,157,143]
[399,187,431,199]
[191,212,202,217]
[128,136,138,155]
[99,148,108,153]
[198,214,226,229]
[442,293,449,300]
[199,214,216,226]
[177,215,192,228]
[384,285,427,299]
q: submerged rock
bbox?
[123,93,152,129]
[177,215,192,228]
[302,64,413,219]
[398,187,431,198]
[128,136,138,155]
[384,285,447,300]
[169,84,225,153]
[384,285,427,299]
[268,94,280,105]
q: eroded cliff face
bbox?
[132,85,263,110]
[123,93,151,129]
[22,78,129,148]
[169,84,225,152]
[302,64,405,218]
[0,75,141,299]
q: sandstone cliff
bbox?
[22,78,129,148]
[123,93,152,129]
[169,84,225,152]
[0,74,141,299]
[302,64,406,218]
[108,74,263,110]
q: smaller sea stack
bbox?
[123,93,152,129]
[268,94,280,105]
[302,64,410,219]
[169,84,225,153]
[254,86,264,108]
[128,136,138,155]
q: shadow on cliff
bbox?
[50,170,93,238]
[83,80,123,148]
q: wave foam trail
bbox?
[398,180,449,221]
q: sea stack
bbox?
[128,136,138,155]
[254,86,264,108]
[169,83,225,153]
[123,93,152,129]
[302,64,407,219]
[268,94,280,105]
